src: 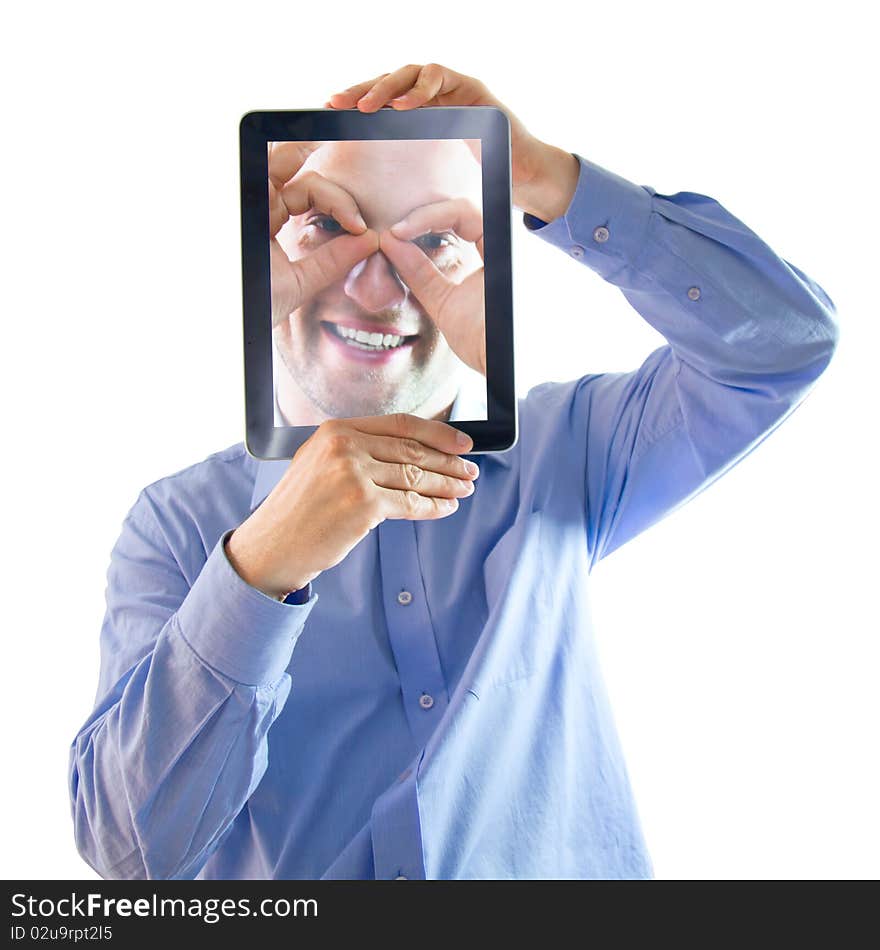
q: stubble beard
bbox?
[276,299,455,419]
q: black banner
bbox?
[2,881,874,943]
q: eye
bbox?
[298,214,349,250]
[413,232,451,253]
[311,215,345,235]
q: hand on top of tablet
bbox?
[379,198,486,377]
[268,141,379,328]
[325,63,580,223]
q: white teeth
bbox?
[330,323,407,350]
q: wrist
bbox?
[514,143,580,224]
[224,529,312,601]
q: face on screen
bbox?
[271,138,484,424]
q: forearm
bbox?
[69,621,287,879]
[69,506,318,880]
[527,153,839,386]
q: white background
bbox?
[2,1,877,880]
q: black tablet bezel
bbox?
[240,106,516,459]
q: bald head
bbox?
[299,138,481,231]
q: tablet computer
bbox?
[239,107,516,459]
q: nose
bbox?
[343,251,407,313]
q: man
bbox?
[270,137,488,425]
[68,64,839,880]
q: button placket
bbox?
[377,520,450,746]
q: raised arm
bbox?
[327,64,840,566]
[520,155,839,567]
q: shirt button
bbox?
[569,244,585,258]
[419,693,435,710]
[593,225,610,243]
[397,590,413,605]
[687,286,701,301]
[395,875,408,880]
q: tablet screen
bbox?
[269,137,487,427]
[241,107,515,458]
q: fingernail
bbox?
[389,219,408,235]
[353,213,367,232]
[456,429,473,448]
[445,498,459,509]
[464,460,480,477]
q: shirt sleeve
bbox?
[68,494,318,880]
[521,154,840,569]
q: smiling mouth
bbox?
[323,321,418,352]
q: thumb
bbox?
[378,231,452,322]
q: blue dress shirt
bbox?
[68,154,839,880]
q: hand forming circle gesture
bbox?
[268,141,379,328]
[380,198,486,376]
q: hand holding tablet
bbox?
[226,413,479,599]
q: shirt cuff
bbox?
[521,153,655,280]
[175,528,319,687]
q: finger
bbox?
[369,459,475,500]
[327,73,391,108]
[278,231,379,325]
[362,433,479,482]
[389,197,483,246]
[268,141,320,189]
[375,486,460,521]
[388,63,448,109]
[390,65,483,109]
[271,241,301,327]
[281,170,367,233]
[345,412,473,455]
[391,65,444,107]
[354,63,424,112]
[269,179,289,237]
[378,231,454,318]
